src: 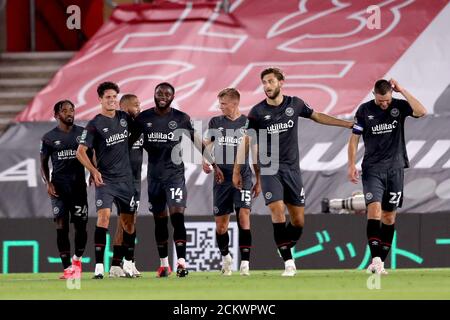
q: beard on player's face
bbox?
[59,116,74,126]
[155,96,173,109]
[265,85,281,99]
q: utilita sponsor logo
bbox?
[106,130,128,146]
[147,132,174,141]
[57,149,77,160]
[266,120,294,134]
[218,136,243,146]
[371,120,397,134]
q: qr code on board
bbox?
[172,222,238,271]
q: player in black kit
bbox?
[76,82,137,279]
[233,67,353,276]
[133,82,223,277]
[40,100,88,280]
[203,88,261,276]
[109,94,143,278]
[348,79,426,275]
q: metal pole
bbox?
[29,0,35,51]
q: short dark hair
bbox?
[374,79,392,95]
[97,81,120,98]
[120,94,137,105]
[54,100,75,115]
[260,67,285,81]
[217,88,240,101]
[155,82,175,94]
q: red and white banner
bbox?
[17,0,450,122]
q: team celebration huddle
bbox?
[40,67,426,280]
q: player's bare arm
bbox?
[192,132,224,183]
[201,139,214,174]
[310,111,354,129]
[347,133,360,184]
[389,78,427,118]
[76,144,104,186]
[250,139,261,198]
[40,153,58,197]
[233,135,251,190]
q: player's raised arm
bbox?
[310,111,354,129]
[389,78,427,118]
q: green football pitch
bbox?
[0,269,449,300]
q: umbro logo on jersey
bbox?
[368,115,374,120]
[264,115,271,121]
[146,122,152,127]
[218,127,224,132]
[54,140,61,146]
[102,128,109,133]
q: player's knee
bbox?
[268,201,286,221]
[216,224,228,235]
[382,212,396,225]
[367,203,382,219]
[154,211,168,219]
[290,217,304,228]
[121,218,134,234]
[97,214,110,228]
[238,209,250,229]
[55,218,68,230]
[56,224,69,234]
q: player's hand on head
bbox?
[389,78,403,93]
[348,165,359,184]
[47,182,58,197]
[251,181,261,198]
[202,160,212,174]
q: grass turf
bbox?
[0,269,449,300]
